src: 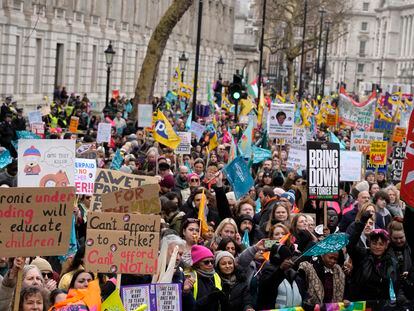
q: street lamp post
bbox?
[299,0,308,99]
[179,52,188,83]
[192,0,203,122]
[315,7,326,97]
[104,41,115,106]
[321,20,331,97]
[217,56,225,80]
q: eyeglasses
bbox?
[42,272,53,279]
[190,179,200,182]
[200,259,214,265]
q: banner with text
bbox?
[74,158,97,195]
[267,103,295,139]
[350,131,383,155]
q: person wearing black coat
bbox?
[237,214,265,246]
[215,251,254,311]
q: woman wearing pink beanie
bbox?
[184,245,226,311]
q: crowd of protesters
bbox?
[0,85,413,311]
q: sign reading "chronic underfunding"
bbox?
[307,142,340,201]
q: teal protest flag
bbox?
[165,90,178,104]
[185,111,192,130]
[110,149,123,170]
[301,233,349,257]
[329,132,346,150]
[16,131,40,140]
[255,197,261,213]
[223,156,254,199]
[242,230,250,248]
[252,145,272,164]
[238,118,253,158]
[0,149,12,169]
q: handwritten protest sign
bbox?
[91,169,158,211]
[74,158,97,195]
[175,132,192,154]
[287,146,307,172]
[28,111,42,124]
[307,142,340,200]
[97,123,112,143]
[393,127,406,143]
[340,151,362,182]
[267,104,295,139]
[369,141,388,166]
[121,283,182,311]
[138,104,153,128]
[69,116,79,133]
[84,212,160,274]
[0,187,75,257]
[76,142,97,160]
[101,184,160,214]
[18,139,75,187]
[30,122,45,138]
[350,131,383,154]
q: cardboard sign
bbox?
[90,169,158,211]
[121,283,182,311]
[369,141,388,165]
[340,151,362,182]
[18,139,75,187]
[373,120,397,141]
[393,127,406,143]
[175,132,192,154]
[350,131,384,154]
[267,103,295,139]
[391,145,406,182]
[137,104,153,128]
[101,184,160,214]
[326,114,337,127]
[76,143,97,160]
[307,142,340,200]
[286,146,307,173]
[74,158,97,195]
[69,116,79,133]
[190,121,206,140]
[97,123,112,143]
[0,187,75,257]
[30,122,45,138]
[28,110,43,124]
[84,212,160,274]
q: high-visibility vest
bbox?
[48,114,58,128]
[193,272,222,300]
[65,105,75,117]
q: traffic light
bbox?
[228,83,242,101]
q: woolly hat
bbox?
[31,257,53,273]
[355,180,369,193]
[273,187,286,197]
[23,146,41,157]
[238,214,254,225]
[214,250,235,267]
[365,171,375,178]
[191,245,214,265]
[281,189,295,205]
[159,174,175,189]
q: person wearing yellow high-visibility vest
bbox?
[183,245,227,311]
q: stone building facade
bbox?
[328,0,414,95]
[0,0,236,110]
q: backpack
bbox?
[275,278,302,308]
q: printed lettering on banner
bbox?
[74,158,97,195]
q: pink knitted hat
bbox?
[191,245,214,265]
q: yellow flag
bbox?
[208,130,218,152]
[172,67,181,83]
[198,189,209,234]
[153,110,181,149]
[240,98,254,116]
[101,289,125,311]
[257,88,265,126]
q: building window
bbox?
[359,41,366,56]
[362,2,369,11]
[357,63,364,73]
[361,22,368,31]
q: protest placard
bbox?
[18,139,75,187]
[339,151,362,182]
[84,212,160,274]
[267,103,295,139]
[0,187,75,257]
[69,116,79,133]
[393,127,406,143]
[350,131,383,154]
[101,184,160,214]
[307,142,340,200]
[30,122,45,138]
[74,158,97,195]
[175,132,192,154]
[326,114,337,127]
[28,110,42,124]
[137,104,153,128]
[76,142,97,159]
[391,144,406,182]
[177,83,193,99]
[287,146,307,173]
[97,123,112,143]
[373,120,397,141]
[190,121,206,140]
[91,169,158,211]
[121,283,182,311]
[369,141,388,166]
[223,157,254,200]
